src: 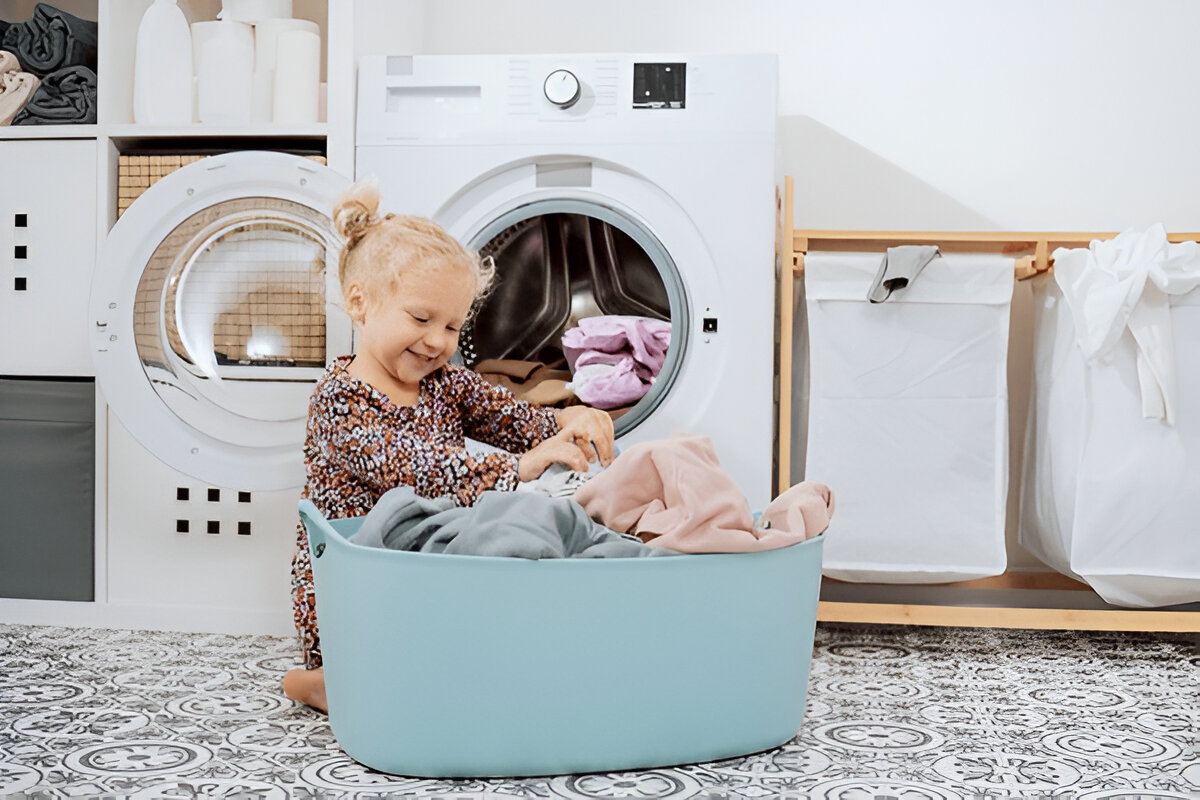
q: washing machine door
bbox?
[90,151,352,491]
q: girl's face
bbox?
[349,263,477,397]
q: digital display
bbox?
[633,63,686,109]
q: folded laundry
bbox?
[867,245,939,303]
[12,64,95,124]
[351,485,671,559]
[1,3,97,78]
[568,360,649,409]
[0,54,38,125]
[562,315,671,410]
[562,315,671,376]
[574,432,834,553]
[473,357,579,407]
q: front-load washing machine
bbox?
[356,53,779,508]
[89,152,351,633]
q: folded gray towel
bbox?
[1,3,97,78]
[867,245,940,303]
[12,64,94,124]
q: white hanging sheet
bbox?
[803,252,1014,583]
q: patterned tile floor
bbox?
[0,623,1196,799]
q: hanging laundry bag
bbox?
[1019,226,1200,607]
[802,252,1014,582]
[298,500,825,777]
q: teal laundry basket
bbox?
[298,498,825,778]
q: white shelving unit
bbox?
[0,0,375,633]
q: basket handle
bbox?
[298,499,328,558]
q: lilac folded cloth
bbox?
[562,315,671,376]
[562,316,671,409]
[570,360,647,409]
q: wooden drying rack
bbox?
[776,177,1200,633]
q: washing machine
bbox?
[89,151,351,633]
[356,53,779,508]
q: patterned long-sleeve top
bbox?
[302,356,560,514]
[290,356,559,668]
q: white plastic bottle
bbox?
[133,0,194,124]
[196,18,254,124]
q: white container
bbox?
[222,0,293,23]
[197,19,254,125]
[802,252,1015,583]
[253,18,319,73]
[133,0,194,125]
[250,18,320,123]
[272,29,320,123]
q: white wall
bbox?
[404,0,1200,232]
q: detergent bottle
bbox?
[133,0,194,124]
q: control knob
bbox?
[544,69,581,108]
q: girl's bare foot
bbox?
[282,667,328,713]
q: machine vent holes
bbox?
[14,213,27,227]
[207,520,220,534]
[238,491,251,503]
[176,487,189,501]
[14,278,26,291]
[208,488,220,502]
[176,519,189,533]
[14,245,26,259]
[238,521,252,535]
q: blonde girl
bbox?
[283,178,614,711]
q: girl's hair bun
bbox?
[332,176,383,240]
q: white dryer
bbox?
[356,53,779,508]
[87,151,351,633]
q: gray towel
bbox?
[12,64,95,124]
[867,245,939,303]
[352,486,672,559]
[1,3,97,78]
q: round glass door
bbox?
[92,152,351,491]
[461,199,687,435]
[135,197,330,447]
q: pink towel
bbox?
[573,433,834,553]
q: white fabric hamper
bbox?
[803,252,1015,582]
[1019,234,1200,607]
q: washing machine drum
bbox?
[460,201,684,436]
[91,151,352,492]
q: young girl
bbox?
[283,178,615,712]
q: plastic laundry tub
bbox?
[298,498,825,777]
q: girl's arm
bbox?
[452,366,560,453]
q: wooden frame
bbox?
[776,177,1200,633]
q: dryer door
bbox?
[91,152,352,491]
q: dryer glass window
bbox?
[465,202,686,436]
[134,197,333,440]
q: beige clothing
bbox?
[574,432,834,553]
[0,52,38,125]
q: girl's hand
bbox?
[554,406,615,467]
[518,430,591,481]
